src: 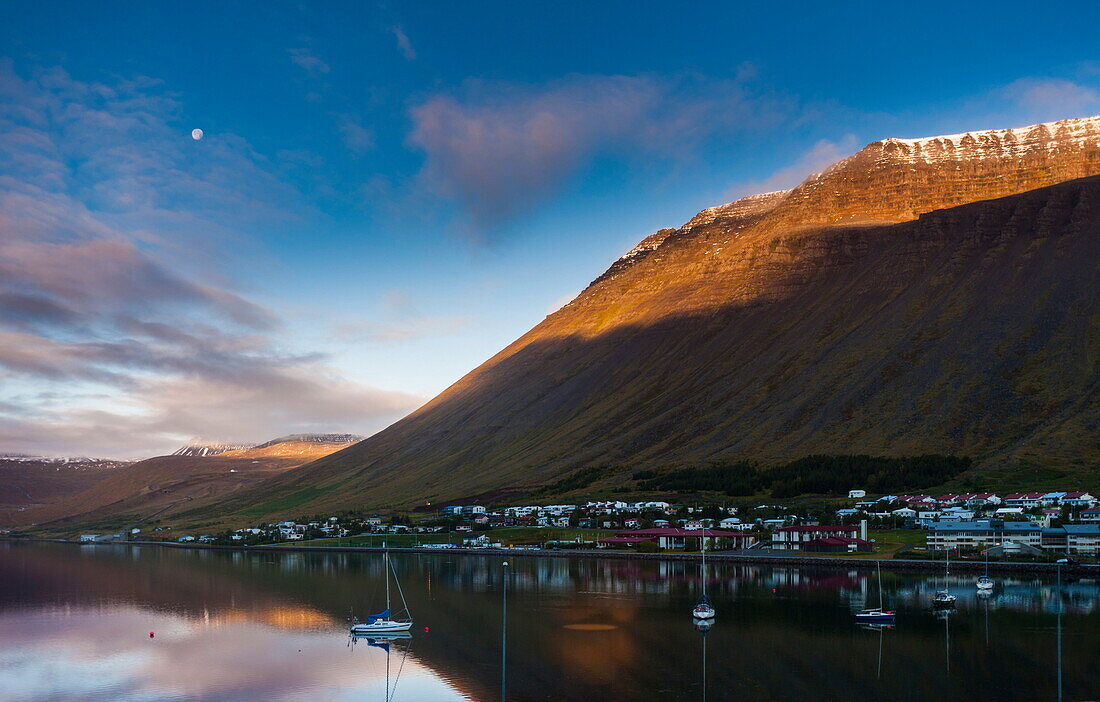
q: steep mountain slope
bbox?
[172,439,255,457]
[6,437,358,529]
[208,117,1100,516]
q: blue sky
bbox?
[3,0,1100,456]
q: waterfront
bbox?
[1,542,1096,701]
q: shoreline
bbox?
[8,536,1097,575]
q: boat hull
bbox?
[351,620,413,634]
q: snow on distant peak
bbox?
[873,115,1100,164]
[172,439,255,457]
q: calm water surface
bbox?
[0,542,1096,701]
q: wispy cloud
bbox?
[288,48,330,76]
[0,60,419,456]
[334,316,470,345]
[390,25,416,60]
[724,134,860,201]
[407,71,794,239]
[336,114,375,153]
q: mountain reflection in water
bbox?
[0,542,1097,701]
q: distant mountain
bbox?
[4,434,360,529]
[0,457,129,516]
[253,433,364,449]
[183,115,1100,519]
[172,439,256,457]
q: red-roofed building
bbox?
[771,525,860,550]
[1079,507,1100,523]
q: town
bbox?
[84,489,1100,561]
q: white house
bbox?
[891,507,917,518]
[1079,507,1100,522]
[848,489,867,499]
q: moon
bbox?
[191,128,204,141]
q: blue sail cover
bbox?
[366,609,390,623]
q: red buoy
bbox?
[149,632,154,638]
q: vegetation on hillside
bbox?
[634,454,972,498]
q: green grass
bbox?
[867,528,927,556]
[240,485,335,517]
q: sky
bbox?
[3,0,1100,458]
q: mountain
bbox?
[129,117,1100,520]
[4,435,360,530]
[253,433,364,449]
[172,439,256,457]
[0,457,129,517]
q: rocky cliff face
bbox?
[204,117,1100,516]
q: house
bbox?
[461,505,486,515]
[891,508,917,518]
[78,534,113,543]
[198,535,215,543]
[994,507,1026,518]
[835,508,861,518]
[1003,493,1046,508]
[623,518,641,529]
[718,517,741,528]
[938,508,975,522]
[1060,492,1096,507]
[966,493,1002,507]
[848,489,867,499]
[455,525,472,533]
[463,534,492,547]
[1063,524,1100,555]
[802,536,872,553]
[917,511,942,526]
[178,536,196,542]
[364,517,383,526]
[597,535,656,549]
[652,519,670,527]
[440,506,463,516]
[1078,507,1100,523]
[683,520,706,530]
[771,525,860,551]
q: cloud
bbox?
[724,134,860,201]
[390,25,416,60]
[334,316,470,345]
[287,48,330,76]
[998,78,1100,119]
[407,72,793,237]
[336,114,375,153]
[0,60,418,457]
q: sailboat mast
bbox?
[385,550,391,611]
[701,534,707,597]
[877,561,884,610]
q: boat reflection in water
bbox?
[1,542,1098,702]
[350,631,413,701]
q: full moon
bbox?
[191,128,204,140]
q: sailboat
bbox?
[692,533,716,620]
[933,547,957,607]
[351,550,413,634]
[976,548,994,591]
[855,561,895,623]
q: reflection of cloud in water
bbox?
[0,606,465,702]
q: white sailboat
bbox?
[692,533,716,620]
[855,561,895,623]
[976,549,994,591]
[351,550,413,634]
[933,547,957,607]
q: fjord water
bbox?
[1,543,1096,702]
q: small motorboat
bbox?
[932,589,957,607]
[855,608,896,623]
[976,575,994,591]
